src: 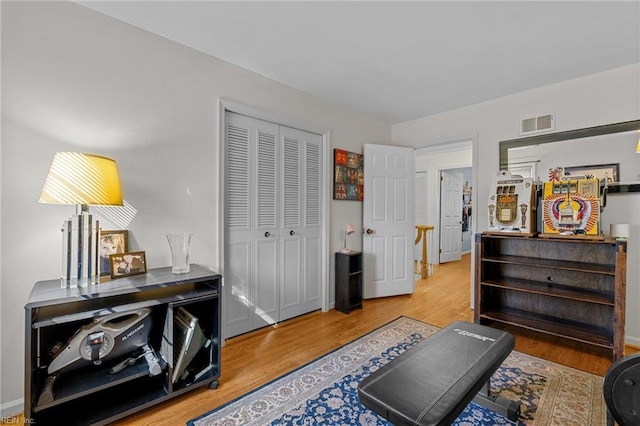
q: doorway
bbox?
[441,166,473,256]
[414,139,474,272]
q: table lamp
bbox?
[342,224,356,254]
[40,152,123,288]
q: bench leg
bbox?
[472,382,521,422]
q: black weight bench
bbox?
[358,321,520,425]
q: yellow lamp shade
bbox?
[39,152,123,206]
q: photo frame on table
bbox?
[563,163,619,182]
[99,230,128,276]
[109,251,147,279]
[333,149,364,201]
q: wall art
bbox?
[334,149,363,201]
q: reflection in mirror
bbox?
[500,120,640,193]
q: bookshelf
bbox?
[474,234,626,361]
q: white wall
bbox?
[0,1,390,414]
[394,63,640,347]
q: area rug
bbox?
[188,316,606,425]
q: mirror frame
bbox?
[499,119,640,193]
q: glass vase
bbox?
[166,233,192,274]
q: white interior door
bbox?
[224,113,280,337]
[279,126,322,321]
[362,144,415,298]
[439,170,463,263]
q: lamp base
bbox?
[61,210,100,288]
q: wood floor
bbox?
[16,254,634,425]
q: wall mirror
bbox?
[499,119,640,193]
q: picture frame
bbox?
[563,163,619,182]
[109,251,147,279]
[99,230,128,276]
[333,149,364,201]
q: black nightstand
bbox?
[335,251,363,314]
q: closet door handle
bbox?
[289,230,295,236]
[264,231,271,238]
[365,228,374,235]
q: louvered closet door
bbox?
[225,112,280,337]
[279,126,322,321]
[224,112,323,338]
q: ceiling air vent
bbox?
[520,113,555,135]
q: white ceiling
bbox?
[77,1,640,125]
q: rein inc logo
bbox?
[454,328,496,342]
[1,417,35,424]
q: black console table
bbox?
[24,264,221,425]
[335,251,363,314]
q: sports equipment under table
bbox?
[358,320,520,425]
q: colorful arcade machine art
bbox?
[542,167,601,236]
[543,179,600,235]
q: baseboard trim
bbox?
[1,398,23,419]
[626,339,640,350]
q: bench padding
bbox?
[357,321,515,426]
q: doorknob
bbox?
[365,228,374,235]
[289,230,295,236]
[264,231,270,237]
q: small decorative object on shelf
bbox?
[548,166,565,182]
[109,251,147,279]
[610,223,630,241]
[99,230,128,276]
[542,176,602,237]
[487,170,536,235]
[341,224,356,254]
[167,233,192,274]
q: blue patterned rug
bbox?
[188,317,605,425]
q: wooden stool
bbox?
[415,225,434,279]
